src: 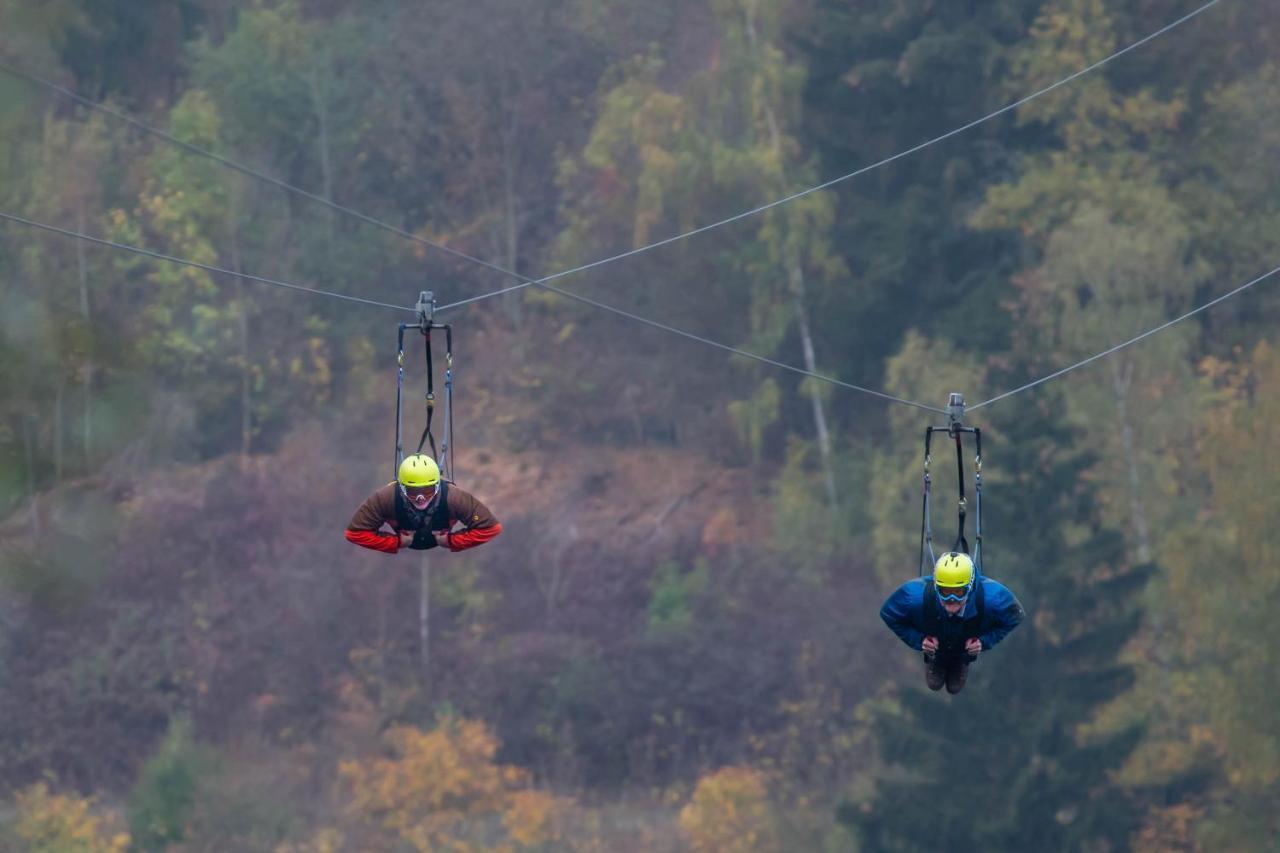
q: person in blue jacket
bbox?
[880,551,1024,694]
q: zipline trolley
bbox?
[919,393,983,578]
[394,290,455,482]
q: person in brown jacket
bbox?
[346,454,501,554]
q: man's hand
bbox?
[965,638,982,657]
[922,636,939,654]
[434,531,451,548]
[399,530,415,548]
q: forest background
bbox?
[1,0,1278,850]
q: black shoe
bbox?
[945,659,969,694]
[924,655,946,691]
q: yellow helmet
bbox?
[934,552,975,589]
[397,454,441,488]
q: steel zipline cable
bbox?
[4,211,1277,415]
[8,208,1277,418]
[0,0,1222,305]
[439,0,1225,308]
[0,210,942,412]
[0,59,522,287]
[496,279,947,414]
[0,211,413,314]
[0,0,1241,416]
[968,261,1280,412]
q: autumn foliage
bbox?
[340,718,566,852]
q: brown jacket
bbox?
[345,482,501,554]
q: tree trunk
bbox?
[791,267,838,509]
[745,0,837,510]
[230,226,252,465]
[23,414,38,535]
[238,283,252,465]
[77,204,93,463]
[502,121,522,330]
[310,52,336,244]
[54,376,65,484]
[1110,356,1167,677]
[498,63,525,339]
[1111,358,1151,564]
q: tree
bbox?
[679,765,780,853]
[973,0,1206,571]
[1155,342,1280,849]
[795,0,1041,387]
[553,0,850,520]
[9,783,129,853]
[340,716,567,852]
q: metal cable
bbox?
[0,58,526,287]
[969,261,1280,412]
[0,211,413,314]
[1,0,1222,303]
[453,0,1225,305]
[0,210,941,411]
[513,279,947,414]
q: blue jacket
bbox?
[880,576,1024,652]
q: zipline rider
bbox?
[880,552,1023,694]
[345,454,502,554]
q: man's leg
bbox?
[923,652,946,691]
[945,655,976,694]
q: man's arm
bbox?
[978,581,1025,650]
[441,487,502,552]
[346,485,401,553]
[345,528,400,553]
[880,581,926,650]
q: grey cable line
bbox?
[1,0,1222,308]
[0,211,413,314]
[0,209,941,412]
[455,0,1225,306]
[0,58,528,287]
[500,278,946,414]
[969,261,1280,412]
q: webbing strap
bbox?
[919,427,936,577]
[951,429,969,556]
[919,425,984,575]
[417,326,437,458]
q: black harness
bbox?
[922,577,986,660]
[394,480,451,545]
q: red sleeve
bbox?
[447,522,502,552]
[345,528,400,554]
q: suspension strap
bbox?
[392,291,456,482]
[394,323,408,477]
[919,427,936,576]
[416,322,437,460]
[395,291,443,478]
[973,427,983,576]
[918,393,985,575]
[951,427,969,557]
[438,324,454,481]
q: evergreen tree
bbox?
[845,387,1150,851]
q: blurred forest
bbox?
[1,0,1279,849]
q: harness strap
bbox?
[951,428,969,556]
[922,578,987,655]
[417,326,437,458]
[393,292,457,482]
[919,427,935,576]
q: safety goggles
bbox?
[936,584,971,602]
[400,484,438,506]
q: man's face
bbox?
[937,583,970,615]
[402,484,438,510]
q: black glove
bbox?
[409,527,439,550]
